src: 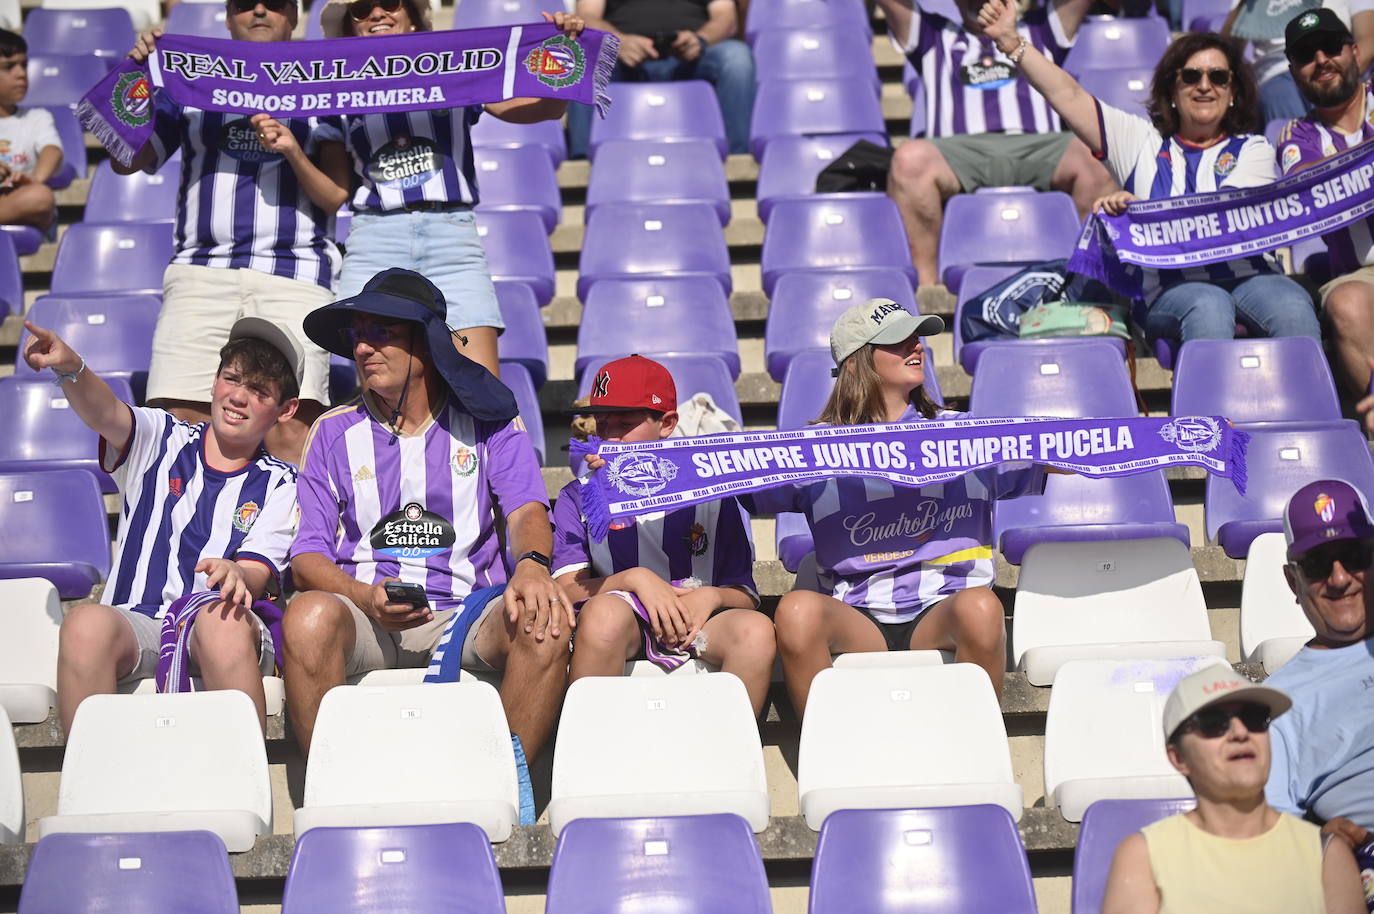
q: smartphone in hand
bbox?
[384,581,429,608]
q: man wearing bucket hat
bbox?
[283,269,569,763]
[1100,666,1364,913]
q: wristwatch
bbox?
[517,550,552,569]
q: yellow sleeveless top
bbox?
[1141,812,1326,914]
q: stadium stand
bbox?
[473,210,555,305]
[23,53,108,109]
[751,27,882,91]
[1071,798,1195,914]
[585,81,728,160]
[584,138,731,225]
[764,268,917,381]
[744,0,871,43]
[0,706,18,845]
[0,468,108,599]
[1239,532,1317,673]
[0,579,61,725]
[495,280,549,387]
[1170,336,1342,423]
[1061,15,1172,75]
[760,195,917,295]
[749,77,887,160]
[473,145,562,234]
[576,201,733,300]
[0,375,132,491]
[502,360,547,465]
[575,276,741,380]
[21,8,132,60]
[162,1,226,35]
[470,114,567,169]
[755,134,887,223]
[937,188,1081,294]
[83,156,180,224]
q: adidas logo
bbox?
[353,465,375,483]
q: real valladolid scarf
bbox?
[571,415,1249,541]
[77,23,619,166]
[1068,138,1374,298]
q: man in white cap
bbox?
[1101,666,1364,913]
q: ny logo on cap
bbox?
[870,301,906,323]
[593,371,611,399]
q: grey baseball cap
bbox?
[829,298,944,367]
[228,316,304,391]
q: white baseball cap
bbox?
[228,316,305,391]
[829,297,944,367]
[1161,667,1292,743]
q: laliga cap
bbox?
[227,317,304,391]
[1282,478,1374,560]
[829,298,944,368]
[580,355,678,413]
[1162,666,1291,743]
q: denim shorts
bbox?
[338,207,505,333]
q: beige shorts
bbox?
[1318,263,1374,307]
[335,592,503,677]
[117,605,275,684]
[147,263,333,406]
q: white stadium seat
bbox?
[39,691,271,851]
[294,681,519,842]
[833,649,953,669]
[123,676,286,716]
[1,705,22,844]
[1044,655,1229,821]
[797,663,1021,829]
[0,579,62,723]
[1240,532,1314,673]
[1013,538,1226,685]
[549,673,768,836]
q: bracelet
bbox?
[695,32,708,51]
[52,357,86,386]
[1006,36,1029,65]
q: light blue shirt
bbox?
[1264,637,1374,830]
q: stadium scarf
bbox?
[156,590,285,694]
[1068,138,1374,298]
[570,415,1250,542]
[77,23,619,167]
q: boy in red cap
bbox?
[552,355,776,717]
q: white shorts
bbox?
[147,263,333,406]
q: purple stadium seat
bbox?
[744,0,871,44]
[1172,337,1340,423]
[48,222,172,296]
[952,264,1021,374]
[495,281,548,387]
[453,0,545,29]
[24,8,132,59]
[0,468,110,598]
[576,276,740,380]
[0,224,42,256]
[473,145,561,234]
[0,231,21,320]
[749,77,886,160]
[546,814,770,914]
[751,28,880,91]
[1206,419,1374,558]
[475,211,554,305]
[577,353,741,425]
[281,823,503,914]
[0,376,134,493]
[938,187,1082,294]
[585,139,731,226]
[1264,116,1287,148]
[26,54,110,109]
[577,202,732,300]
[761,196,917,296]
[969,338,1136,417]
[775,511,814,572]
[164,2,227,35]
[471,115,568,170]
[1181,0,1231,31]
[503,361,546,465]
[756,133,888,223]
[305,2,325,39]
[19,831,237,914]
[1063,16,1172,76]
[1072,798,1195,914]
[1077,67,1153,118]
[330,353,359,405]
[41,105,87,190]
[764,268,916,381]
[809,805,1037,914]
[84,155,181,224]
[588,82,727,161]
[16,295,160,397]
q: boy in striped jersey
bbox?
[23,316,303,735]
[554,356,775,718]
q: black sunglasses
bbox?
[228,0,293,13]
[1288,35,1352,66]
[1177,67,1232,87]
[1183,703,1271,739]
[1294,539,1374,580]
[348,0,403,20]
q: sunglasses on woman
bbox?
[348,0,403,20]
[1177,67,1231,87]
[228,0,293,13]
[1181,703,1271,739]
[1294,539,1374,580]
[1288,35,1352,66]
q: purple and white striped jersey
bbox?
[551,479,758,601]
[902,6,1071,138]
[316,108,484,212]
[1275,82,1374,276]
[102,406,298,618]
[750,408,1045,623]
[146,93,341,289]
[292,393,547,611]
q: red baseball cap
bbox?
[582,355,677,413]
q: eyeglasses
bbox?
[228,0,293,14]
[341,321,410,347]
[1177,67,1232,87]
[1288,36,1352,66]
[1294,539,1374,580]
[1182,703,1271,739]
[347,0,403,20]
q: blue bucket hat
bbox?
[303,268,517,423]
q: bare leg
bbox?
[1051,136,1119,218]
[472,600,570,762]
[189,602,269,732]
[455,327,500,377]
[774,591,887,718]
[909,586,1007,696]
[567,595,639,682]
[281,591,356,757]
[0,183,56,230]
[266,399,324,466]
[697,608,777,719]
[1323,282,1374,395]
[886,139,963,288]
[56,603,140,737]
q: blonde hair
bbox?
[815,343,939,426]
